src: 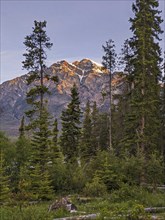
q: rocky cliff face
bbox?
[0,59,126,136]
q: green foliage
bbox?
[27,163,53,201]
[110,184,165,208]
[160,71,165,163]
[22,20,54,200]
[52,208,70,218]
[121,154,144,185]
[90,102,100,154]
[22,20,53,72]
[84,151,123,191]
[83,175,107,197]
[1,2,165,209]
[0,204,54,220]
[60,84,81,163]
[123,0,163,157]
[80,100,92,162]
[52,118,58,148]
[0,150,10,204]
[102,39,117,151]
[96,154,121,191]
[146,152,164,188]
[19,116,25,138]
[15,137,31,168]
[11,137,31,193]
[98,203,150,220]
[102,39,117,72]
[71,166,86,192]
[98,113,109,151]
[50,157,68,192]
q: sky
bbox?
[1,0,165,83]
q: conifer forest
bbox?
[1,0,165,219]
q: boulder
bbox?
[49,197,77,213]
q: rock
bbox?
[49,197,77,213]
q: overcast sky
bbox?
[1,0,164,83]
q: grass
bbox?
[1,188,165,220]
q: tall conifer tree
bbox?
[0,150,10,203]
[51,118,60,161]
[80,100,92,163]
[22,20,54,199]
[60,84,81,163]
[19,116,25,138]
[126,0,163,156]
[102,39,117,151]
[91,102,100,154]
[160,54,165,163]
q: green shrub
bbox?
[110,184,142,202]
[83,175,107,197]
[0,204,54,220]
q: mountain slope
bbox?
[0,59,126,136]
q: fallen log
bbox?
[144,207,165,213]
[54,213,98,220]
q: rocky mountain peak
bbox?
[0,59,126,136]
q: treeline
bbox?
[0,0,165,204]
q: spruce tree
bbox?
[120,39,134,77]
[28,107,53,200]
[98,113,109,151]
[126,0,163,155]
[60,84,81,163]
[19,116,25,138]
[22,20,54,130]
[51,118,61,161]
[118,39,136,155]
[91,102,100,154]
[22,20,54,199]
[160,55,165,164]
[0,150,10,203]
[102,39,117,151]
[122,0,163,184]
[52,118,58,148]
[80,100,92,163]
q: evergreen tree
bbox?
[112,94,127,156]
[118,39,136,156]
[123,0,163,183]
[0,150,10,203]
[22,20,54,130]
[96,155,120,191]
[91,102,100,154]
[80,100,92,163]
[60,84,81,163]
[160,54,165,164]
[102,39,117,151]
[98,113,109,151]
[22,20,54,199]
[52,118,58,148]
[120,39,134,78]
[51,118,61,161]
[13,136,31,193]
[128,0,163,154]
[19,116,25,138]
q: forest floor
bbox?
[1,190,165,220]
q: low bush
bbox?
[83,175,107,197]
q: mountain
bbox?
[0,58,126,136]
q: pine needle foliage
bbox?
[60,84,81,163]
[123,0,163,156]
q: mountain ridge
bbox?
[0,58,126,136]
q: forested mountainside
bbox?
[0,58,126,136]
